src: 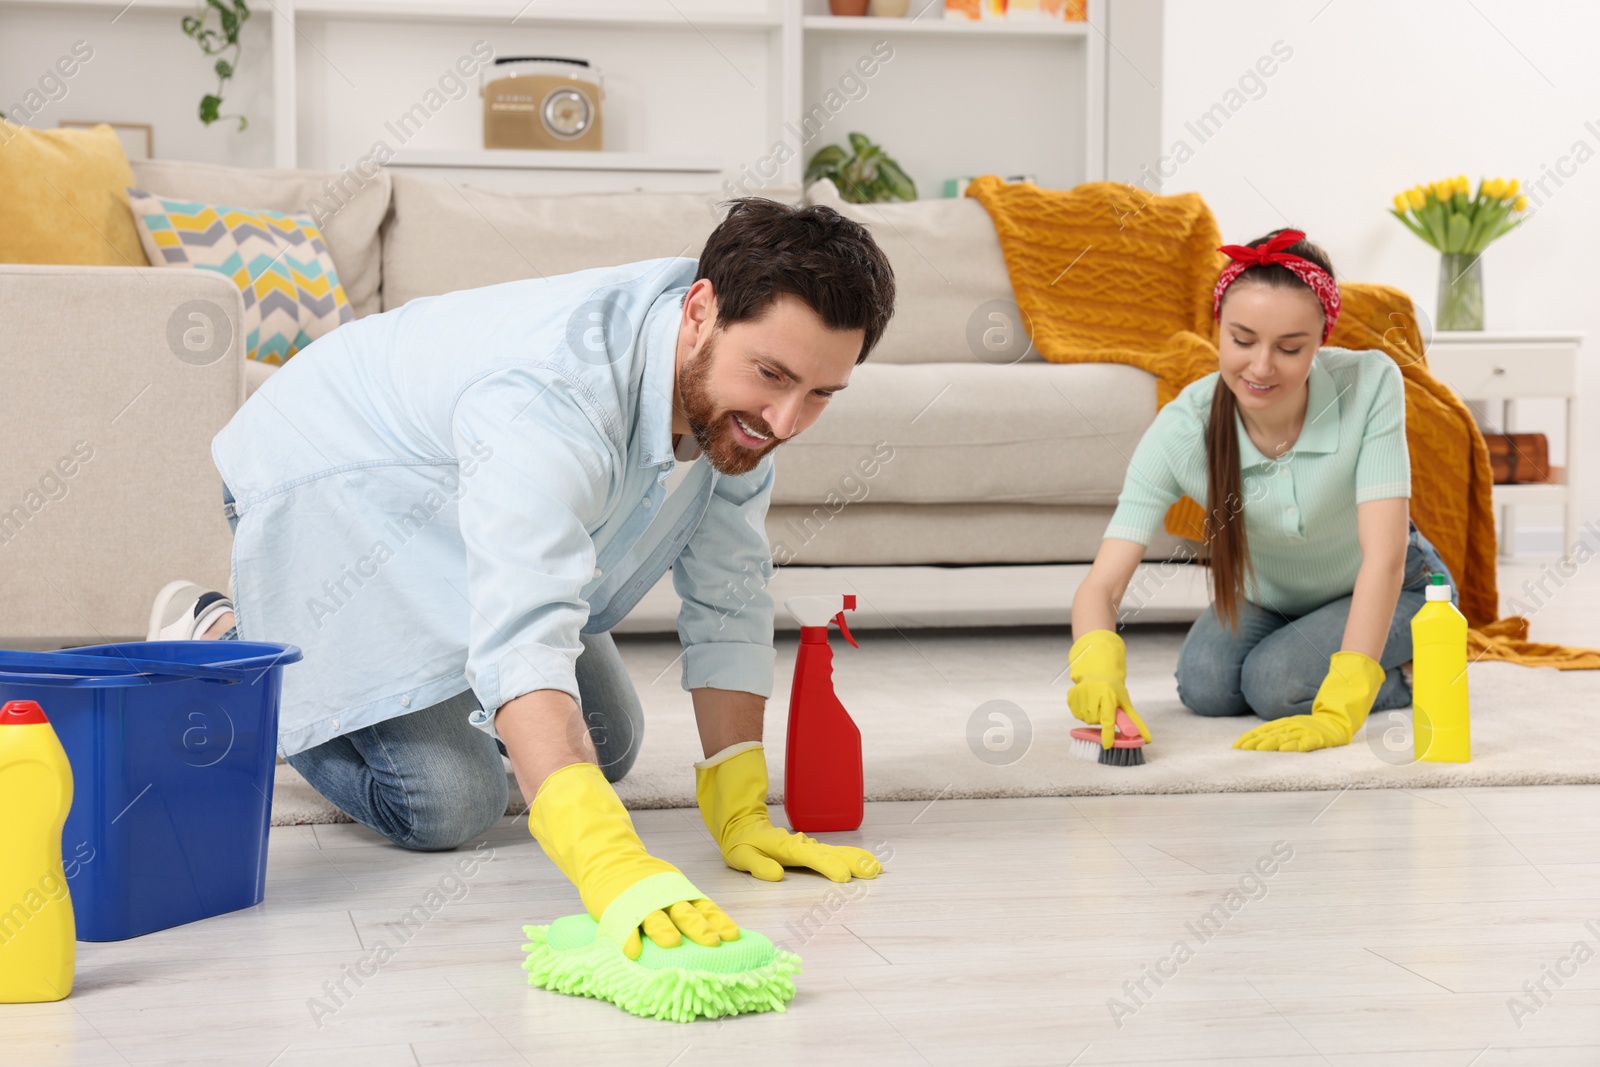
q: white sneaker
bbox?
[148,580,234,641]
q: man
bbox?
[149,198,896,958]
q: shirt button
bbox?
[332,720,340,729]
[399,695,410,707]
[593,567,603,578]
[1286,506,1298,516]
[642,498,652,509]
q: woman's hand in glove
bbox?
[1067,629,1152,748]
[1234,651,1386,753]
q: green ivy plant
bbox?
[182,0,252,131]
[804,132,916,204]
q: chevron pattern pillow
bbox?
[126,188,354,364]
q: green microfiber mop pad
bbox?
[521,916,801,1022]
[520,873,802,1023]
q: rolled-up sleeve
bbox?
[673,456,778,697]
[1104,410,1183,546]
[450,366,612,715]
[1354,356,1410,503]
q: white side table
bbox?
[1425,331,1583,559]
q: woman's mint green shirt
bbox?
[1105,347,1409,616]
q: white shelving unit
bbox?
[294,1,783,27]
[1427,331,1584,559]
[798,2,1104,194]
[2,0,1110,192]
[385,148,724,173]
[0,0,192,7]
[802,13,1089,36]
[262,0,1104,191]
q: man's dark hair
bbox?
[694,197,896,364]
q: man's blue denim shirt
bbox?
[213,258,776,757]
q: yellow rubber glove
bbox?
[1067,629,1152,748]
[695,743,883,883]
[527,761,740,960]
[1234,651,1386,752]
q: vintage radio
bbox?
[481,56,603,151]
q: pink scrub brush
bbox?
[1070,709,1147,767]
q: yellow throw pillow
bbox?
[0,121,147,267]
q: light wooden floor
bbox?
[10,555,1600,1066]
[8,786,1598,1066]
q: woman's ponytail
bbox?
[1205,379,1253,632]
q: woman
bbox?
[1067,229,1456,753]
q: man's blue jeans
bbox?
[221,485,644,851]
[1175,524,1457,720]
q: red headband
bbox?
[1212,229,1341,342]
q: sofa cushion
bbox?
[0,121,147,268]
[804,178,1027,365]
[765,503,1193,566]
[381,176,801,311]
[129,158,390,319]
[770,361,1157,507]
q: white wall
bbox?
[1103,0,1163,188]
[0,5,279,167]
[1155,0,1598,549]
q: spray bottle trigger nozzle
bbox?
[833,611,858,648]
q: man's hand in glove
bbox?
[696,743,883,883]
[528,761,740,960]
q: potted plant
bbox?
[1389,174,1528,331]
[805,133,917,204]
[183,0,252,130]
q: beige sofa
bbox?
[0,161,1191,643]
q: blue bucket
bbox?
[0,641,301,941]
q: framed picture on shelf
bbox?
[58,120,153,159]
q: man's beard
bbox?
[678,335,781,476]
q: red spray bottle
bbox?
[783,595,862,833]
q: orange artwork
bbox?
[1042,0,1088,19]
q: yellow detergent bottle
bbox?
[0,699,75,1002]
[1412,574,1471,763]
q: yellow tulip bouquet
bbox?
[1389,175,1529,330]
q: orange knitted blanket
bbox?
[967,176,1599,669]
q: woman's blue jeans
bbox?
[1175,524,1457,720]
[220,485,644,851]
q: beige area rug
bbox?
[270,626,1600,825]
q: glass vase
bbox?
[1437,252,1484,331]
